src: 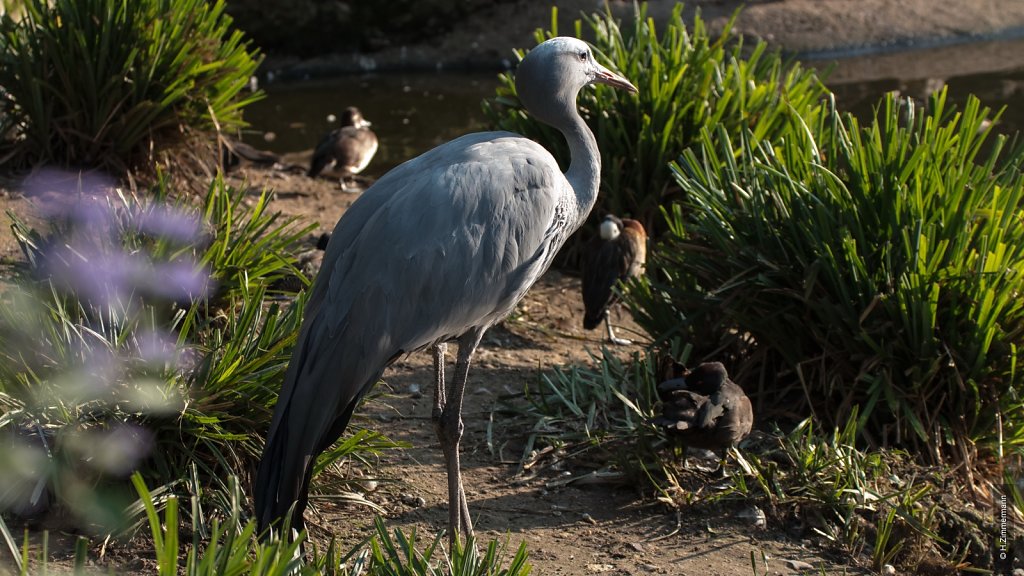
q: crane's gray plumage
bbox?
[255,36,637,543]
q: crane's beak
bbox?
[593,64,638,94]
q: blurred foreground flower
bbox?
[0,168,212,531]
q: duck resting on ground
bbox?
[652,361,753,472]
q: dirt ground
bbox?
[3,0,1024,573]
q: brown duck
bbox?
[653,361,753,463]
[308,106,379,190]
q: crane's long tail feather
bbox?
[254,318,383,536]
[255,395,365,534]
[254,421,303,533]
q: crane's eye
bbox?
[578,50,588,62]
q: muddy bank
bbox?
[257,0,1024,86]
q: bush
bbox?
[483,3,828,249]
[630,89,1024,465]
[0,175,309,524]
[0,174,405,532]
[0,0,262,172]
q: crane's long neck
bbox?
[560,110,601,230]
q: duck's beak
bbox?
[593,64,638,94]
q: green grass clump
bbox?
[0,0,262,172]
[484,3,828,245]
[3,472,531,575]
[630,88,1024,466]
[729,413,954,572]
[197,174,315,301]
[503,347,674,492]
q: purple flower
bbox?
[69,424,153,477]
[147,260,213,301]
[45,243,146,309]
[135,329,179,366]
[22,168,118,228]
[134,204,205,244]
[0,431,52,517]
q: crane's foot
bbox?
[604,319,632,346]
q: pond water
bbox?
[244,73,497,174]
[243,39,1024,176]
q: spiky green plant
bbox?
[505,347,674,490]
[197,173,316,301]
[630,88,1024,465]
[483,3,828,245]
[117,473,533,576]
[0,0,263,171]
[728,413,947,570]
[356,517,532,576]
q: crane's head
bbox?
[515,37,637,127]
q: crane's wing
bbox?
[257,132,569,529]
[314,130,566,344]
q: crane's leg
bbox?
[431,342,458,543]
[605,315,632,346]
[432,342,447,421]
[431,330,483,548]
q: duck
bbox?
[307,106,379,191]
[653,361,753,471]
[580,214,646,345]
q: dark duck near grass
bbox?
[580,214,646,345]
[653,361,753,471]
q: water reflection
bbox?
[827,71,1024,137]
[813,37,1024,136]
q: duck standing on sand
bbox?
[308,106,379,191]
